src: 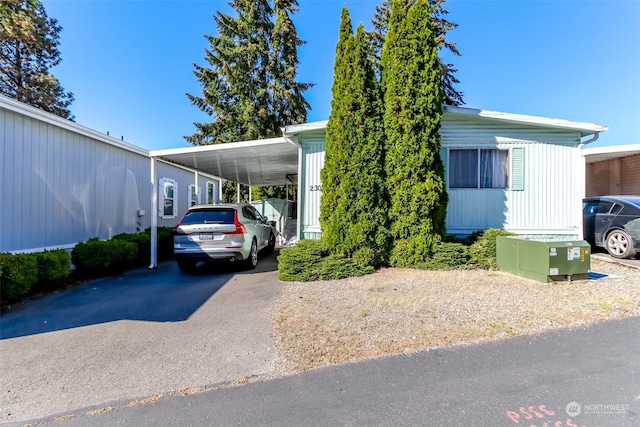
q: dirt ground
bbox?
[272,258,640,371]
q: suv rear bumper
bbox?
[174,250,247,262]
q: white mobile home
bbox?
[0,95,221,254]
[281,106,607,240]
[153,106,607,249]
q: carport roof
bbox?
[149,137,299,187]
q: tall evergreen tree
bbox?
[370,0,463,106]
[186,0,310,201]
[382,0,448,266]
[0,0,74,119]
[320,8,388,266]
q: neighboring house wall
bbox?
[0,96,221,253]
[295,112,587,239]
[586,154,640,196]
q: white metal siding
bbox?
[442,115,583,236]
[300,134,325,239]
[1,105,219,253]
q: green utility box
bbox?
[496,237,590,283]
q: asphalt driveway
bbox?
[0,250,283,423]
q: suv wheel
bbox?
[264,232,276,255]
[245,239,258,269]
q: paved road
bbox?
[11,316,640,427]
[591,248,640,270]
[0,251,283,424]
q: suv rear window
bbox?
[180,209,234,225]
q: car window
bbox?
[242,206,257,221]
[610,203,624,215]
[595,201,614,214]
[181,209,234,225]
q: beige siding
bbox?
[586,154,640,196]
[621,154,640,194]
[1,103,217,253]
[586,161,610,196]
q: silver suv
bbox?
[173,203,277,272]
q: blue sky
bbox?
[40,0,639,151]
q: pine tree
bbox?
[382,0,448,266]
[320,8,388,266]
[0,0,74,119]
[370,0,463,106]
[186,0,310,202]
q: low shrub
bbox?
[417,242,470,270]
[113,232,151,266]
[32,250,72,294]
[469,228,517,270]
[317,254,374,280]
[277,240,373,282]
[72,238,138,277]
[0,253,38,304]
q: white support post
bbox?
[194,170,199,205]
[237,182,241,203]
[149,157,158,269]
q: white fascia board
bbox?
[581,143,640,163]
[443,105,608,136]
[581,143,640,157]
[282,120,328,136]
[0,94,149,157]
[150,137,288,158]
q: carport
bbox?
[148,136,301,268]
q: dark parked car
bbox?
[583,195,640,259]
[173,203,277,272]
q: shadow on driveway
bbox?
[0,249,280,340]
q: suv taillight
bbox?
[173,212,188,234]
[226,210,247,234]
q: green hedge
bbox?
[0,253,38,304]
[72,238,138,278]
[277,239,373,282]
[32,250,72,295]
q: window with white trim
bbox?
[160,178,177,219]
[188,184,199,207]
[449,149,509,189]
[206,181,217,204]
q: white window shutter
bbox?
[511,147,525,191]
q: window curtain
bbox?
[480,150,508,188]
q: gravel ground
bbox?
[272,258,640,371]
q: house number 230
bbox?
[309,185,322,192]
